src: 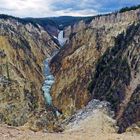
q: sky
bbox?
[0,0,140,17]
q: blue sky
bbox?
[0,0,140,17]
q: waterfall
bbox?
[58,30,67,46]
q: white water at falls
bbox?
[58,30,67,46]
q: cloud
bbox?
[0,0,53,17]
[0,0,139,17]
[54,8,98,17]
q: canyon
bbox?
[0,7,140,139]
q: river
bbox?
[42,57,55,105]
[42,30,67,106]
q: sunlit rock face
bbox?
[0,17,59,127]
[64,20,87,38]
[50,9,140,132]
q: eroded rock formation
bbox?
[0,18,59,127]
[50,9,140,132]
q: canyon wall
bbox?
[50,9,140,132]
[0,18,59,127]
[64,9,140,38]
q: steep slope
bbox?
[90,22,140,133]
[0,100,140,140]
[0,14,59,37]
[1,15,93,37]
[0,17,59,128]
[50,8,140,132]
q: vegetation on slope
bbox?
[88,22,140,132]
[119,5,140,13]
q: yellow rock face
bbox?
[0,18,59,126]
[50,9,140,133]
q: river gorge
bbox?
[0,7,140,137]
[42,30,67,106]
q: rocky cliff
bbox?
[64,9,140,38]
[50,9,140,132]
[0,17,59,128]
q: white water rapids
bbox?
[42,57,55,105]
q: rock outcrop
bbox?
[50,9,140,132]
